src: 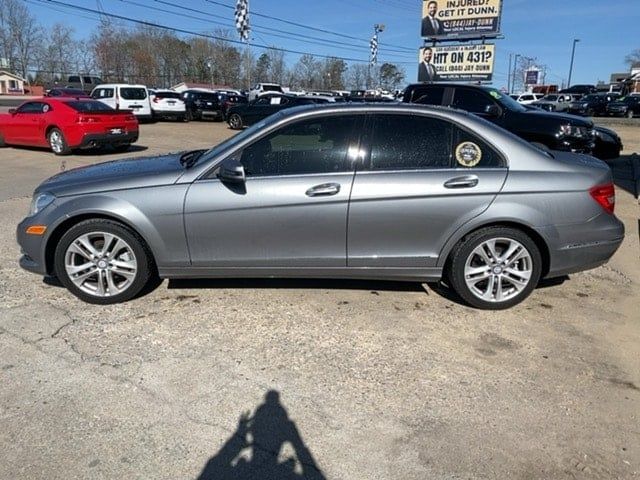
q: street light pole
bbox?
[511,54,520,93]
[567,38,580,88]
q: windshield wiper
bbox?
[179,149,206,168]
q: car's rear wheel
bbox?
[228,113,243,130]
[627,110,634,119]
[586,108,595,117]
[48,128,71,155]
[448,227,542,310]
[54,219,156,304]
[0,132,6,147]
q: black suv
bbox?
[558,84,596,96]
[403,83,597,156]
[605,95,640,118]
[181,90,224,121]
[566,92,621,117]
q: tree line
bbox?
[0,0,406,91]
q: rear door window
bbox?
[119,88,147,100]
[367,114,453,170]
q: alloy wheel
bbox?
[49,131,64,153]
[64,231,138,297]
[463,237,533,303]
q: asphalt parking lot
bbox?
[1,119,639,479]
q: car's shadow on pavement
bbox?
[196,390,326,480]
[1,144,148,156]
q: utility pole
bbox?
[507,53,512,93]
[567,38,580,88]
[511,54,520,93]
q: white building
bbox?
[0,70,25,95]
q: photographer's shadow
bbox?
[197,390,326,480]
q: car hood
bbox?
[522,108,593,126]
[36,152,187,197]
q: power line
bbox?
[202,0,415,53]
[35,0,381,63]
[114,0,415,58]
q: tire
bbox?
[0,132,6,147]
[228,113,243,130]
[627,110,634,119]
[186,110,193,122]
[586,108,595,117]
[181,115,188,123]
[447,226,542,310]
[53,219,157,304]
[48,128,71,155]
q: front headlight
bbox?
[558,124,590,138]
[29,192,55,216]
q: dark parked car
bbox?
[17,104,623,309]
[181,90,223,121]
[226,94,320,129]
[403,83,598,157]
[566,93,621,117]
[219,93,248,120]
[593,126,623,160]
[605,95,640,118]
[45,88,90,98]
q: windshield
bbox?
[582,95,598,102]
[263,85,283,92]
[623,97,638,104]
[543,95,558,101]
[487,88,527,112]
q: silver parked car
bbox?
[17,104,624,309]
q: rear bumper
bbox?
[152,110,185,119]
[540,213,625,278]
[77,131,139,148]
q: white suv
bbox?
[248,83,284,101]
[150,89,186,121]
[509,93,544,105]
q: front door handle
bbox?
[444,175,479,189]
[306,183,341,197]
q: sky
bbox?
[23,0,639,90]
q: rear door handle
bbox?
[306,183,341,197]
[444,175,479,189]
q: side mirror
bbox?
[8,108,16,115]
[484,104,501,117]
[218,157,246,184]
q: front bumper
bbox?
[16,217,48,275]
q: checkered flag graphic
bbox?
[235,0,250,41]
[370,33,378,66]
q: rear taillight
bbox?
[589,183,615,214]
[78,115,99,123]
[153,97,160,103]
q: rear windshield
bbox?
[120,88,147,100]
[155,91,180,99]
[263,85,283,92]
[66,101,115,112]
[197,93,219,101]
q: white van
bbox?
[91,84,152,121]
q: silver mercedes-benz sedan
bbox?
[16,104,624,309]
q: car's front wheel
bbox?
[54,219,156,304]
[48,128,71,155]
[448,227,542,310]
[228,113,243,130]
[627,110,634,119]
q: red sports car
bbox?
[0,97,139,155]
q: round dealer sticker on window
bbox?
[455,142,482,168]
[42,104,50,113]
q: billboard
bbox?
[418,44,495,82]
[525,69,540,85]
[421,0,502,39]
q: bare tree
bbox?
[346,63,369,90]
[266,48,286,85]
[0,0,42,79]
[625,49,640,69]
